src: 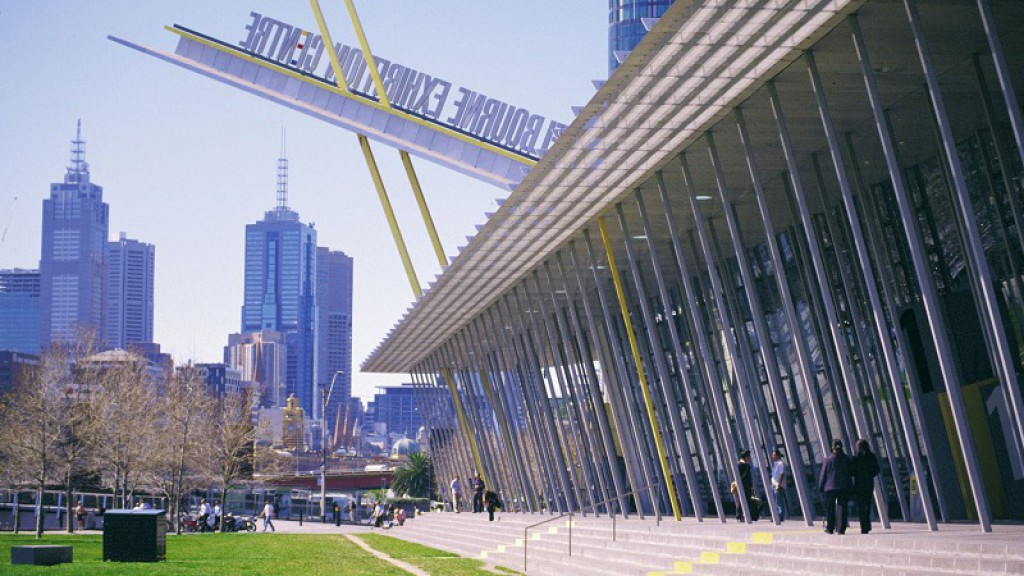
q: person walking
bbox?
[818,439,853,534]
[472,473,486,513]
[851,438,881,534]
[450,475,461,513]
[347,501,357,524]
[484,490,502,522]
[197,498,212,532]
[260,500,276,532]
[74,501,87,532]
[770,450,788,522]
[735,449,758,521]
[213,500,222,531]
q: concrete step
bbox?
[390,513,1024,576]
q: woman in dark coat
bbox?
[851,438,881,534]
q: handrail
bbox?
[523,511,573,573]
[523,481,665,571]
[588,481,664,541]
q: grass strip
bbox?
[0,533,407,575]
[357,533,502,576]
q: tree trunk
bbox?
[175,428,187,535]
[66,468,74,533]
[34,486,44,539]
[219,486,228,532]
[13,490,21,534]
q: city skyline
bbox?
[0,1,605,403]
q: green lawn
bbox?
[0,533,407,575]
[356,533,514,576]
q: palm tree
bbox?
[391,452,433,498]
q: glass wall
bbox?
[416,0,1024,529]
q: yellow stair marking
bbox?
[646,531,781,576]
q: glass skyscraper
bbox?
[0,269,41,354]
[104,233,155,349]
[608,0,674,74]
[316,247,353,442]
[39,122,109,347]
[240,155,318,415]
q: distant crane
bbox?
[0,196,16,245]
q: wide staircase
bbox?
[388,511,1024,575]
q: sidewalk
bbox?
[255,518,406,535]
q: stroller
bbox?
[179,513,200,533]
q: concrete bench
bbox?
[11,545,73,566]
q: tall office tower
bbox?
[316,246,353,443]
[39,121,109,347]
[240,151,318,414]
[104,233,155,349]
[0,269,41,354]
[608,0,674,74]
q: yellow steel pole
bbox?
[344,0,391,108]
[442,368,486,480]
[400,151,447,268]
[309,0,348,89]
[597,216,682,521]
[357,134,421,297]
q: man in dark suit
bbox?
[818,439,853,534]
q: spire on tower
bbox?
[66,119,89,184]
[276,127,289,211]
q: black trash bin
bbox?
[102,509,166,562]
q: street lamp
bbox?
[321,370,343,521]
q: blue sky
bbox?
[0,1,605,402]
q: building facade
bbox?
[316,247,353,438]
[370,384,423,439]
[225,329,287,408]
[365,0,1024,531]
[608,0,674,74]
[0,269,41,354]
[104,233,155,349]
[240,155,318,415]
[39,122,109,347]
[196,362,250,398]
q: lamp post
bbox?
[321,370,343,521]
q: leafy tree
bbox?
[391,452,434,498]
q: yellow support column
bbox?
[357,134,421,297]
[344,0,391,107]
[309,0,349,89]
[597,216,682,521]
[442,368,486,480]
[401,151,447,268]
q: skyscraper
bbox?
[316,247,353,439]
[0,269,41,354]
[104,232,155,349]
[608,0,674,74]
[39,121,109,347]
[240,152,318,415]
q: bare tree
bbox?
[0,391,27,534]
[89,352,159,509]
[0,349,71,538]
[146,363,213,533]
[58,337,102,533]
[208,388,260,531]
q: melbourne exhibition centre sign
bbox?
[111,11,569,189]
